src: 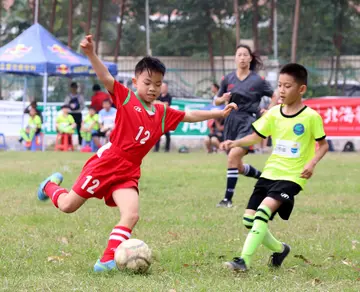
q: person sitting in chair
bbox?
[92,99,117,147]
[56,104,76,134]
[19,107,42,148]
[80,106,99,146]
[204,117,224,153]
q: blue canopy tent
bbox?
[0,23,117,150]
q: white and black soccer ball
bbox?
[114,239,152,273]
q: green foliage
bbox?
[2,0,360,61]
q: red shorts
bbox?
[72,146,141,207]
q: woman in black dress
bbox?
[215,44,276,208]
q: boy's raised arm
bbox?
[80,35,115,94]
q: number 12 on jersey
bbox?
[135,126,150,144]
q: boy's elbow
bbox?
[319,139,329,152]
[183,113,193,123]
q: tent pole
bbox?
[21,76,28,129]
[42,73,48,151]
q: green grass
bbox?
[0,151,360,292]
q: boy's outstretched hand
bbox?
[80,35,95,56]
[220,140,235,151]
[222,102,238,117]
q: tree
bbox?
[113,0,126,63]
[49,0,57,32]
[95,0,104,54]
[68,0,73,47]
[233,0,240,45]
[268,0,274,55]
[291,0,300,62]
[252,0,259,51]
[333,0,346,94]
[86,0,93,34]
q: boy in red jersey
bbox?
[37,35,237,272]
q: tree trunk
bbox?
[219,15,226,76]
[167,10,171,39]
[269,0,274,55]
[326,56,334,87]
[86,0,93,34]
[31,0,35,23]
[68,0,73,48]
[252,0,259,51]
[291,0,301,63]
[49,0,57,33]
[334,0,345,95]
[95,0,104,54]
[233,0,240,45]
[114,0,126,63]
[207,31,215,82]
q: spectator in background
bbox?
[56,105,76,134]
[64,82,85,145]
[90,83,111,113]
[211,83,220,105]
[24,100,43,122]
[93,99,117,147]
[19,107,42,147]
[204,117,224,153]
[80,106,99,145]
[154,82,172,152]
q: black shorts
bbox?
[247,178,302,220]
[208,133,224,143]
[224,112,257,149]
[92,129,110,138]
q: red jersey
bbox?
[91,91,111,112]
[107,81,185,164]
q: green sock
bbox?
[241,205,271,267]
[263,229,283,253]
[242,214,255,230]
[242,213,283,253]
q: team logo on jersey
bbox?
[227,84,235,91]
[293,123,305,135]
[291,143,299,154]
[134,106,142,112]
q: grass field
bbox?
[0,151,360,292]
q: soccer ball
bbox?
[114,239,152,273]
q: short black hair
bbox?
[92,84,101,91]
[88,106,96,111]
[70,82,78,89]
[135,56,166,77]
[212,83,220,90]
[102,98,112,104]
[279,63,308,86]
[61,104,70,109]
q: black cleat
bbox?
[269,243,291,267]
[224,257,248,272]
[216,199,233,208]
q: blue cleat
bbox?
[37,172,63,201]
[94,259,117,272]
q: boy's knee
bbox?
[123,211,139,225]
[58,202,78,213]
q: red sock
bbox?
[44,182,68,208]
[100,226,132,262]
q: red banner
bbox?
[303,97,360,137]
